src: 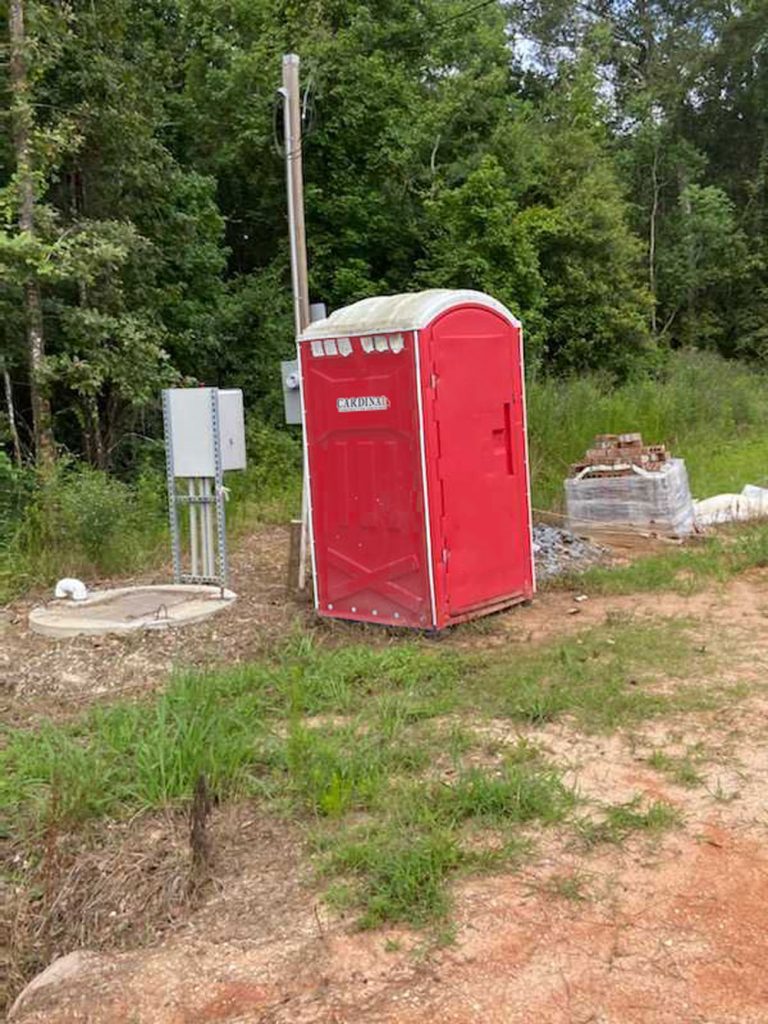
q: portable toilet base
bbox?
[298,289,535,630]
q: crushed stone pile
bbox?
[532,524,608,580]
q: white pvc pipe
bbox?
[55,578,88,601]
[189,478,199,577]
[206,479,216,577]
[199,478,209,577]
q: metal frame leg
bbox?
[163,391,182,583]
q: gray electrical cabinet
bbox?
[162,387,246,589]
[164,388,246,477]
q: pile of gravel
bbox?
[532,524,607,580]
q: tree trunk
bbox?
[680,178,696,339]
[87,393,106,470]
[649,142,659,337]
[3,366,23,467]
[9,0,55,468]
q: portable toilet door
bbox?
[298,289,534,630]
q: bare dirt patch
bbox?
[0,525,304,726]
[10,821,768,1023]
[474,569,768,654]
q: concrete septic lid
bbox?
[28,584,236,639]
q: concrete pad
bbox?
[28,584,236,639]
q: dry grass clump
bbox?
[2,808,201,1012]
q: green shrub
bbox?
[0,417,302,601]
[0,453,34,542]
[0,459,167,599]
[227,419,302,524]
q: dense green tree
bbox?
[3,0,768,468]
[1,0,227,464]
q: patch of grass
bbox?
[474,618,710,731]
[278,636,462,717]
[426,762,575,827]
[556,521,768,596]
[1,617,711,833]
[1,664,278,826]
[648,748,706,788]
[443,722,476,763]
[528,351,768,511]
[317,756,573,928]
[539,871,590,902]
[284,719,429,817]
[324,829,462,928]
[0,614,724,931]
[575,797,682,848]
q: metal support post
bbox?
[211,387,229,595]
[163,390,182,582]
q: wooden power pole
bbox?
[282,54,311,338]
[281,54,312,592]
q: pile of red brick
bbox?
[569,433,669,479]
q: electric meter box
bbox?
[164,387,246,477]
[281,359,302,425]
[297,289,534,631]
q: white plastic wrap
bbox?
[565,458,695,537]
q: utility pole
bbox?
[281,53,311,591]
[282,54,311,338]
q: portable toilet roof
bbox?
[298,288,521,340]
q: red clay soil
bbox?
[10,817,768,1024]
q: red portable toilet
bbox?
[298,289,534,630]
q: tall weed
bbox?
[0,459,167,599]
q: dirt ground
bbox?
[0,525,301,727]
[5,527,768,1023]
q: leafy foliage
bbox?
[5,0,745,470]
[3,0,768,577]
